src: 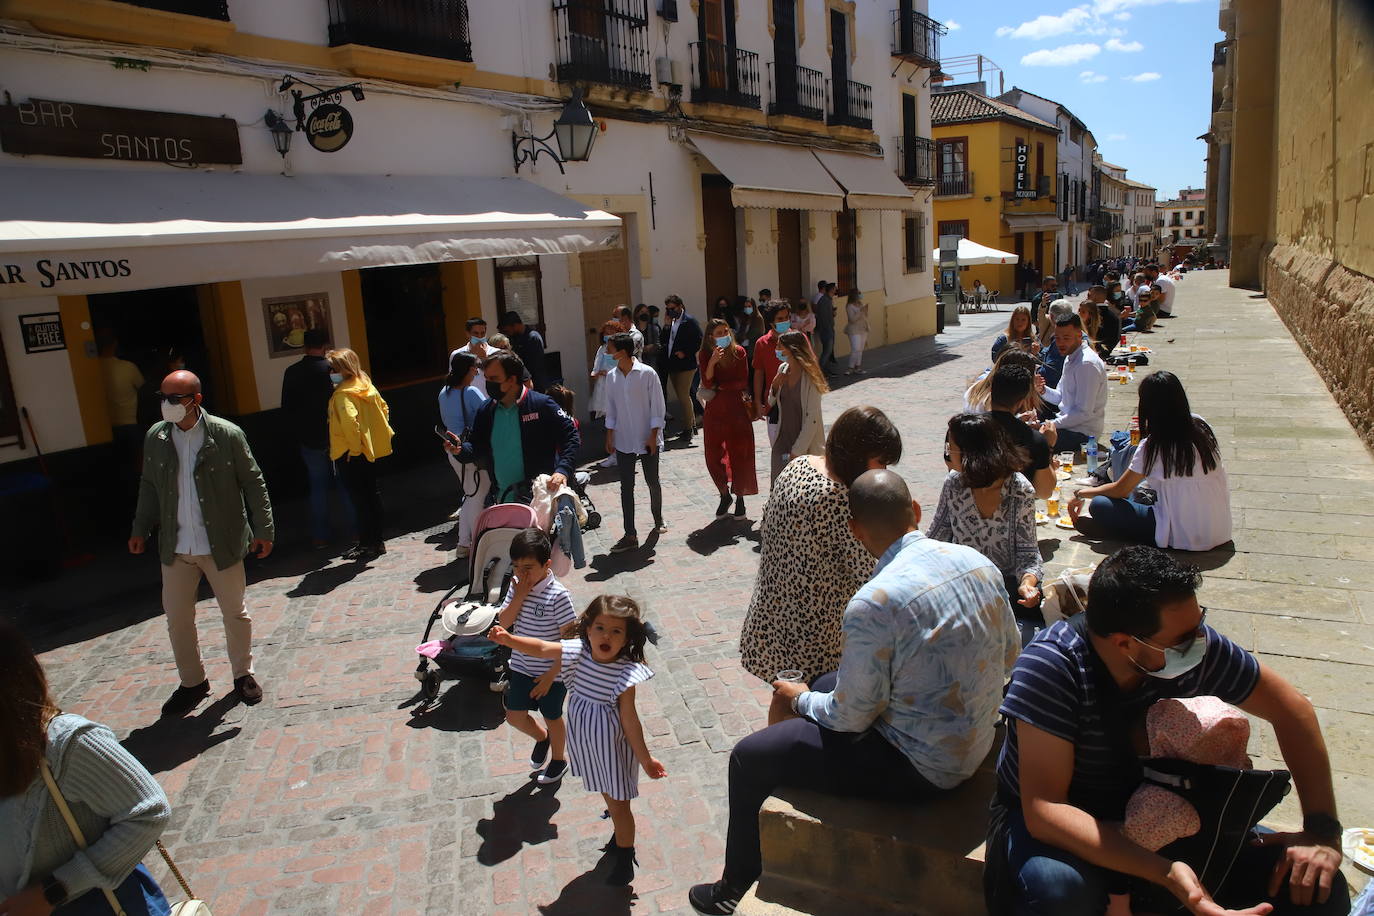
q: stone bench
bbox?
[736,745,997,916]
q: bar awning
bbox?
[0,168,621,298]
[1002,211,1065,232]
[813,150,917,210]
[687,132,845,211]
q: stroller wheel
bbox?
[421,671,441,701]
[585,511,601,530]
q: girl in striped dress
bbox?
[489,595,666,886]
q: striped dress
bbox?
[559,639,654,800]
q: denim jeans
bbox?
[1088,496,1156,544]
[1055,428,1092,453]
[301,445,353,542]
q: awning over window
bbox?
[1089,238,1112,250]
[812,150,917,211]
[0,168,621,298]
[687,132,846,212]
[1002,211,1065,232]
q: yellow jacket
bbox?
[328,378,394,461]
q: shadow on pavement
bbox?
[285,558,374,598]
[474,780,562,866]
[404,678,504,732]
[581,539,660,581]
[536,864,636,915]
[414,559,465,594]
[121,693,242,775]
[686,517,760,557]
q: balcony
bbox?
[827,78,873,130]
[328,0,470,61]
[689,40,761,110]
[553,0,652,91]
[934,170,973,197]
[117,0,228,18]
[767,62,825,121]
[895,135,935,185]
[891,8,944,69]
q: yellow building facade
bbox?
[931,87,1061,299]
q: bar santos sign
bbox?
[0,98,242,165]
[1013,143,1037,199]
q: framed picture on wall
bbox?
[494,257,545,332]
[262,293,331,359]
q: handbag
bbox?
[40,761,212,916]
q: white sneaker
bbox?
[449,507,462,519]
[536,759,568,785]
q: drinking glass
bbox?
[775,669,805,685]
[1046,494,1060,517]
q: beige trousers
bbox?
[670,369,696,435]
[161,554,253,686]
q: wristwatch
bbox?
[790,692,804,715]
[42,875,69,907]
[1302,812,1342,844]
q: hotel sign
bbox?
[1013,143,1036,199]
[0,98,242,165]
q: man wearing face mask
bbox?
[129,370,274,718]
[991,546,1348,916]
[281,329,351,548]
[657,294,703,445]
[457,351,580,504]
[751,302,792,445]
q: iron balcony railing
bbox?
[327,0,471,61]
[935,170,973,197]
[553,0,652,91]
[767,62,825,121]
[689,40,761,109]
[891,8,944,69]
[117,0,228,19]
[827,78,873,130]
[895,135,935,185]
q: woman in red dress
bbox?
[698,318,758,517]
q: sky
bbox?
[929,0,1221,199]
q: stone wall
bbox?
[1264,245,1374,449]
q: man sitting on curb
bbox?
[688,469,1019,914]
[990,545,1348,915]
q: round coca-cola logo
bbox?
[305,103,352,152]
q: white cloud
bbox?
[1079,70,1110,83]
[996,8,1093,40]
[1114,11,1133,19]
[1106,133,1129,141]
[944,19,962,31]
[1021,43,1102,66]
[1105,38,1144,51]
[1124,71,1162,81]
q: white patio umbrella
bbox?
[931,238,1020,265]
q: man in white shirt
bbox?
[1127,272,1150,311]
[1041,314,1108,453]
[604,332,667,553]
[612,305,644,358]
[1147,264,1178,318]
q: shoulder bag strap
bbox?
[154,839,196,901]
[40,760,129,916]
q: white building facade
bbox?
[0,0,940,492]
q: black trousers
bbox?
[615,450,662,537]
[722,672,946,888]
[336,455,384,548]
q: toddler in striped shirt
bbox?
[496,528,577,785]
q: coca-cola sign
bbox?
[305,103,352,153]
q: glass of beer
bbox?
[1046,493,1060,517]
[1130,426,1141,446]
[1130,343,1139,353]
[1059,452,1075,476]
[1128,356,1137,373]
[1119,367,1129,384]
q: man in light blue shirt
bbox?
[689,469,1019,915]
[603,332,666,553]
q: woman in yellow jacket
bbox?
[327,348,394,561]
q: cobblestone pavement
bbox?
[32,272,1373,913]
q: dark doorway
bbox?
[776,209,803,303]
[701,174,740,303]
[830,10,848,121]
[836,207,857,294]
[772,0,797,106]
[88,285,210,428]
[901,93,918,178]
[359,263,446,389]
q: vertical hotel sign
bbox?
[1013,143,1036,199]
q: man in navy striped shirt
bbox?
[994,546,1347,915]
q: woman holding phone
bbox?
[438,351,489,557]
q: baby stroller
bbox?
[413,503,538,703]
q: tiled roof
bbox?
[931,89,1059,132]
[1121,177,1156,190]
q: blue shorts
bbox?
[503,669,567,719]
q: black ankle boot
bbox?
[607,843,637,886]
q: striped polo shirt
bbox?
[501,574,576,678]
[996,619,1259,818]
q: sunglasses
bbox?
[153,392,195,405]
[1133,607,1209,654]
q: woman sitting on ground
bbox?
[965,349,1046,415]
[767,331,828,483]
[928,413,1043,615]
[991,305,1037,363]
[739,406,902,701]
[1077,299,1102,353]
[1070,370,1232,551]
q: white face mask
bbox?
[161,400,188,424]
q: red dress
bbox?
[699,347,758,496]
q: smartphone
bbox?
[434,424,460,446]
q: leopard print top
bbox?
[738,455,875,684]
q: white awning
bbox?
[1002,211,1065,232]
[932,238,1020,266]
[687,132,845,211]
[1089,238,1113,250]
[0,168,621,298]
[813,150,917,210]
